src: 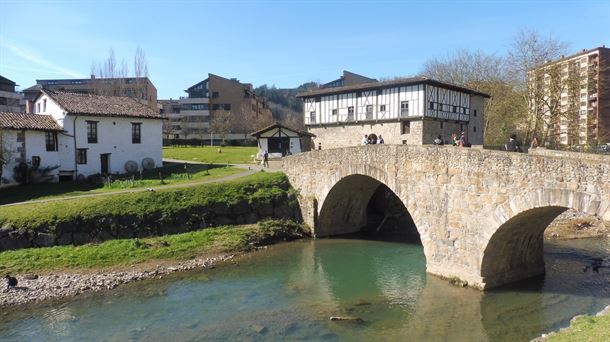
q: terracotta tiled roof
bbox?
[44,90,161,119]
[0,112,63,131]
[296,77,491,98]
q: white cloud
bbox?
[3,43,86,78]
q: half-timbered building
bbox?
[296,75,489,149]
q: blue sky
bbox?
[1,0,609,99]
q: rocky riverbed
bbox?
[0,254,235,307]
[545,209,610,240]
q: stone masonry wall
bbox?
[283,145,610,288]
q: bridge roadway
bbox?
[283,145,610,289]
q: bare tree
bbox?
[421,49,527,145]
[90,47,150,105]
[0,128,15,183]
[210,111,234,144]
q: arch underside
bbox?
[480,206,568,288]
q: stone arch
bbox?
[480,188,606,288]
[316,174,421,241]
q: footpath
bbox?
[0,159,283,207]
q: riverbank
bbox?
[0,220,308,307]
[545,209,610,240]
[0,172,299,251]
[533,305,610,341]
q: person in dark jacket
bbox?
[5,275,17,289]
[504,134,522,152]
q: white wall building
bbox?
[0,112,63,188]
[250,122,315,159]
[32,90,163,178]
[297,74,489,149]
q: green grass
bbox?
[0,220,305,274]
[545,313,610,342]
[163,146,258,164]
[0,172,289,231]
[0,164,243,205]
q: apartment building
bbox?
[528,46,610,146]
[22,76,158,111]
[160,73,273,142]
[297,72,489,149]
[0,75,22,112]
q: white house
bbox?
[296,73,490,149]
[0,111,63,187]
[32,90,163,178]
[250,122,315,159]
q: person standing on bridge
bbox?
[378,135,384,144]
[362,135,369,145]
[504,134,522,152]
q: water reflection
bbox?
[0,238,608,342]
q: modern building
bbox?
[250,122,315,159]
[0,75,22,112]
[29,90,163,179]
[22,76,158,111]
[296,73,489,149]
[0,112,63,187]
[528,46,610,146]
[160,74,273,142]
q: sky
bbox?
[1,0,609,99]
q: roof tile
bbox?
[44,90,161,119]
[0,112,63,131]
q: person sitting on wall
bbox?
[362,135,369,145]
[378,135,385,144]
[433,135,444,145]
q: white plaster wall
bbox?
[34,93,66,126]
[72,115,162,176]
[0,130,60,187]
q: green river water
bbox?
[1,237,609,341]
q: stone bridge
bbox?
[283,145,610,289]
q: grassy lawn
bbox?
[0,172,290,231]
[0,220,305,274]
[163,145,258,164]
[545,312,610,342]
[0,164,243,205]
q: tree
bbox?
[421,50,527,145]
[0,127,8,182]
[90,47,150,105]
[508,29,570,145]
[210,111,234,144]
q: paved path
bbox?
[0,159,284,207]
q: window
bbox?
[223,104,231,111]
[31,156,41,168]
[36,103,40,113]
[77,149,87,164]
[212,104,220,110]
[45,132,58,151]
[16,130,25,142]
[132,123,142,144]
[429,102,434,110]
[401,101,409,116]
[473,126,477,132]
[380,105,386,112]
[347,106,354,120]
[212,92,219,98]
[460,124,464,131]
[191,104,208,110]
[401,121,411,134]
[87,121,98,143]
[43,99,47,112]
[366,105,373,119]
[332,109,338,115]
[440,122,444,129]
[473,109,477,117]
[309,111,316,124]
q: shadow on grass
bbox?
[0,162,228,205]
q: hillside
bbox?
[255,82,317,130]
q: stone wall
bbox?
[308,121,405,149]
[0,194,300,252]
[283,145,610,289]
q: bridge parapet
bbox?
[283,145,610,289]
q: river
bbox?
[1,238,609,341]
